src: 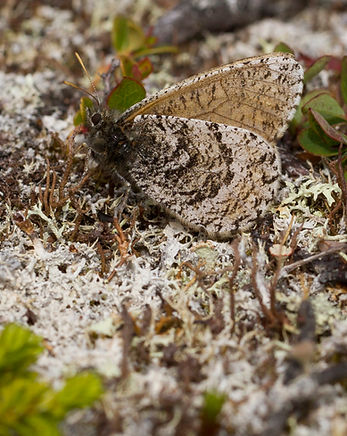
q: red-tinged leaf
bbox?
[303,55,331,84]
[131,64,143,82]
[298,128,340,156]
[107,77,146,112]
[327,56,342,73]
[341,56,347,106]
[302,92,346,125]
[120,58,151,81]
[273,42,294,54]
[310,109,347,144]
[137,57,153,79]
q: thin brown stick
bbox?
[229,239,241,333]
[69,168,93,196]
[337,143,347,211]
[49,169,57,210]
[58,142,75,203]
[43,159,50,214]
[69,210,83,241]
[251,248,276,325]
[281,243,347,275]
[269,216,294,316]
[96,242,107,277]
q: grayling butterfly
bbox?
[79,52,303,239]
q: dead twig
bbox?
[107,217,136,281]
[229,238,241,333]
[327,143,347,228]
[43,158,50,214]
[96,242,108,277]
[251,248,279,327]
[280,243,347,276]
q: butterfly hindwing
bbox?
[122,114,281,238]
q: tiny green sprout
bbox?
[200,390,226,433]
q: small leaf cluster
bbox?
[73,15,176,126]
[275,44,347,180]
[0,324,103,436]
[295,56,347,165]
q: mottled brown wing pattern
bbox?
[122,115,281,238]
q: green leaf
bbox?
[0,324,43,376]
[303,55,331,84]
[23,415,61,436]
[107,77,146,112]
[120,57,136,78]
[273,42,294,54]
[298,127,340,156]
[0,378,48,417]
[73,97,94,126]
[290,89,326,131]
[112,16,129,52]
[51,372,103,419]
[112,16,145,55]
[0,324,103,436]
[302,92,346,125]
[126,57,153,81]
[0,377,55,436]
[73,111,83,126]
[145,34,157,46]
[341,55,347,106]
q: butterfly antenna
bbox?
[64,52,101,106]
[63,80,100,106]
[75,52,100,104]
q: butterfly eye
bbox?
[91,112,102,125]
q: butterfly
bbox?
[79,52,303,239]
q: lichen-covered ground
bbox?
[0,1,346,435]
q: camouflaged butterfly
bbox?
[81,52,303,239]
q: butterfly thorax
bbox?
[83,108,131,176]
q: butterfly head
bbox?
[79,105,128,169]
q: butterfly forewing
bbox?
[120,53,303,144]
